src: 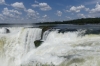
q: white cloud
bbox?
[77,14,86,18]
[90,2,100,13]
[35,0,39,3]
[26,9,39,19]
[2,7,22,18]
[66,16,72,20]
[0,14,4,20]
[85,8,90,11]
[37,14,50,22]
[32,2,52,11]
[0,0,5,4]
[11,2,25,10]
[67,5,85,13]
[42,15,47,18]
[40,14,49,21]
[32,4,39,8]
[39,3,51,11]
[56,10,62,16]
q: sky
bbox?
[0,0,100,23]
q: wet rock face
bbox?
[6,28,10,33]
[58,29,77,33]
[34,40,43,48]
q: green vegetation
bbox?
[36,18,100,25]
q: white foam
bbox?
[0,28,100,66]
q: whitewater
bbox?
[0,27,100,66]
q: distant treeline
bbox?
[36,18,100,25]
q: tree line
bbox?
[36,18,100,25]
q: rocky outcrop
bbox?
[34,40,43,48]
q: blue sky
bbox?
[0,0,100,23]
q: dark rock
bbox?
[34,40,43,48]
[58,29,77,33]
[85,29,100,34]
[6,28,10,33]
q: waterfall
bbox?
[0,27,42,66]
[0,27,100,66]
[22,30,100,66]
[42,30,50,41]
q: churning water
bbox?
[0,26,100,66]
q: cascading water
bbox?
[0,27,42,66]
[42,30,50,41]
[0,27,100,66]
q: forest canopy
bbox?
[36,18,100,25]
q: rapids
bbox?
[0,27,100,66]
